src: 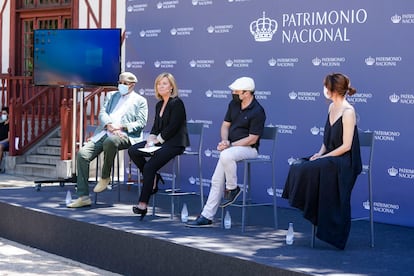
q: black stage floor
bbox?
[0,176,413,276]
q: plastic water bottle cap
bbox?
[65,190,72,205]
[181,203,188,223]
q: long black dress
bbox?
[282,115,362,249]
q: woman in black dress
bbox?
[128,72,189,220]
[282,73,362,249]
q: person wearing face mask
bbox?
[128,72,189,220]
[68,72,148,208]
[0,107,9,173]
[282,73,362,250]
[187,76,266,227]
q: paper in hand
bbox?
[138,146,161,153]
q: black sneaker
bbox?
[186,215,213,228]
[220,186,241,207]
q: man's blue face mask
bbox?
[118,84,129,95]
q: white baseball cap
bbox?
[120,72,138,83]
[228,77,255,91]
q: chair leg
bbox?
[272,170,278,230]
[369,175,374,248]
[152,195,156,216]
[116,151,121,202]
[241,163,249,233]
[221,206,225,228]
[199,159,204,210]
[170,156,179,220]
[94,155,99,204]
[311,225,316,248]
[273,194,278,229]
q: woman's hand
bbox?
[310,153,322,161]
[145,139,158,147]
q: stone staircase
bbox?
[7,128,71,179]
[5,128,127,182]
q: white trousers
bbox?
[201,145,258,220]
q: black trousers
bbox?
[128,141,184,204]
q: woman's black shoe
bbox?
[151,173,165,195]
[132,205,148,221]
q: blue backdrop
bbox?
[124,0,414,227]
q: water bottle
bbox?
[224,210,232,229]
[286,222,294,245]
[181,203,188,223]
[65,190,72,205]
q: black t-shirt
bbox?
[224,98,266,149]
[0,121,9,141]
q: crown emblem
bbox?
[154,60,161,68]
[192,0,198,5]
[189,60,196,67]
[391,14,402,23]
[170,28,177,35]
[139,88,145,95]
[266,187,274,196]
[365,56,375,66]
[225,59,233,67]
[311,126,320,135]
[157,2,163,9]
[205,90,213,97]
[250,12,278,42]
[388,166,398,177]
[207,25,214,33]
[312,57,321,66]
[127,5,133,12]
[139,30,146,37]
[189,176,196,184]
[288,91,297,100]
[389,93,399,103]
[204,149,212,157]
[268,58,276,67]
[126,61,132,68]
[363,200,371,210]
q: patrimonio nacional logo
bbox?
[390,13,414,24]
[250,9,368,44]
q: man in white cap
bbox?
[68,72,148,208]
[187,76,266,227]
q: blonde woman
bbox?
[128,72,189,220]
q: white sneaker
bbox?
[93,178,111,193]
[67,196,92,208]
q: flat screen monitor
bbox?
[33,28,121,87]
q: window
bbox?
[22,0,71,8]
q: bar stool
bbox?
[152,122,205,219]
[220,126,279,232]
[311,131,375,248]
[85,125,123,203]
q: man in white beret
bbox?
[68,72,148,208]
[187,76,266,227]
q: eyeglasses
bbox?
[119,81,132,85]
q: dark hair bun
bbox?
[348,86,357,96]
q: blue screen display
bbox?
[33,29,121,87]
